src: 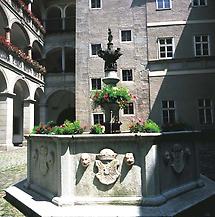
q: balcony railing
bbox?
[0,37,45,81]
[2,0,45,35]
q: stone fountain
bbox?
[4,30,215,217]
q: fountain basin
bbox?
[25,131,203,207]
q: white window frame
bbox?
[194,35,210,57]
[92,113,105,125]
[121,69,133,82]
[158,37,174,59]
[156,0,172,10]
[192,0,207,7]
[198,98,213,125]
[161,100,176,124]
[90,78,102,90]
[89,0,102,9]
[122,102,135,116]
[120,30,132,43]
[90,43,102,57]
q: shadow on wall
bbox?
[148,1,215,131]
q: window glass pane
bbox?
[167,46,173,51]
[91,78,101,90]
[93,114,104,124]
[164,0,170,8]
[91,0,101,8]
[157,0,163,8]
[91,44,101,55]
[195,36,201,42]
[160,47,165,52]
[122,69,133,81]
[159,39,165,44]
[162,101,168,108]
[162,110,168,123]
[121,30,131,42]
[203,44,209,55]
[167,52,173,57]
[198,99,204,107]
[202,36,208,42]
[166,38,172,44]
[169,100,175,108]
[193,0,198,6]
[169,110,175,123]
[205,109,212,124]
[199,109,205,124]
[200,0,206,5]
[205,99,211,107]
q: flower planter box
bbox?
[25,131,203,206]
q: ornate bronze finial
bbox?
[98,29,122,72]
[108,28,113,44]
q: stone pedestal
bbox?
[102,103,121,133]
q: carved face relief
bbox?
[163,144,191,174]
[124,153,135,166]
[80,153,91,167]
[95,148,120,185]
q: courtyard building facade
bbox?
[0,0,215,149]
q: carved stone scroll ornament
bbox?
[124,153,135,166]
[163,144,191,174]
[95,149,120,185]
[80,153,91,167]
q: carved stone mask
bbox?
[80,153,91,167]
[124,153,135,166]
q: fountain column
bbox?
[98,29,122,133]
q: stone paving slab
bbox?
[0,147,27,172]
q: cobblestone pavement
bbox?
[0,147,26,217]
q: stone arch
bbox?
[46,90,75,125]
[32,40,42,61]
[34,87,44,125]
[0,69,8,92]
[64,4,75,31]
[45,6,62,33]
[45,47,62,73]
[13,79,30,145]
[11,22,30,53]
[0,5,9,36]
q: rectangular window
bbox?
[194,35,209,56]
[121,30,132,42]
[122,69,133,81]
[91,44,101,56]
[192,0,207,6]
[90,0,101,8]
[156,0,171,9]
[93,113,104,124]
[162,100,175,124]
[91,78,102,90]
[198,99,213,125]
[158,38,174,59]
[123,102,134,115]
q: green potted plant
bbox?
[91,85,132,133]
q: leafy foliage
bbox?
[129,119,160,133]
[91,85,132,109]
[31,120,84,135]
[90,124,105,134]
